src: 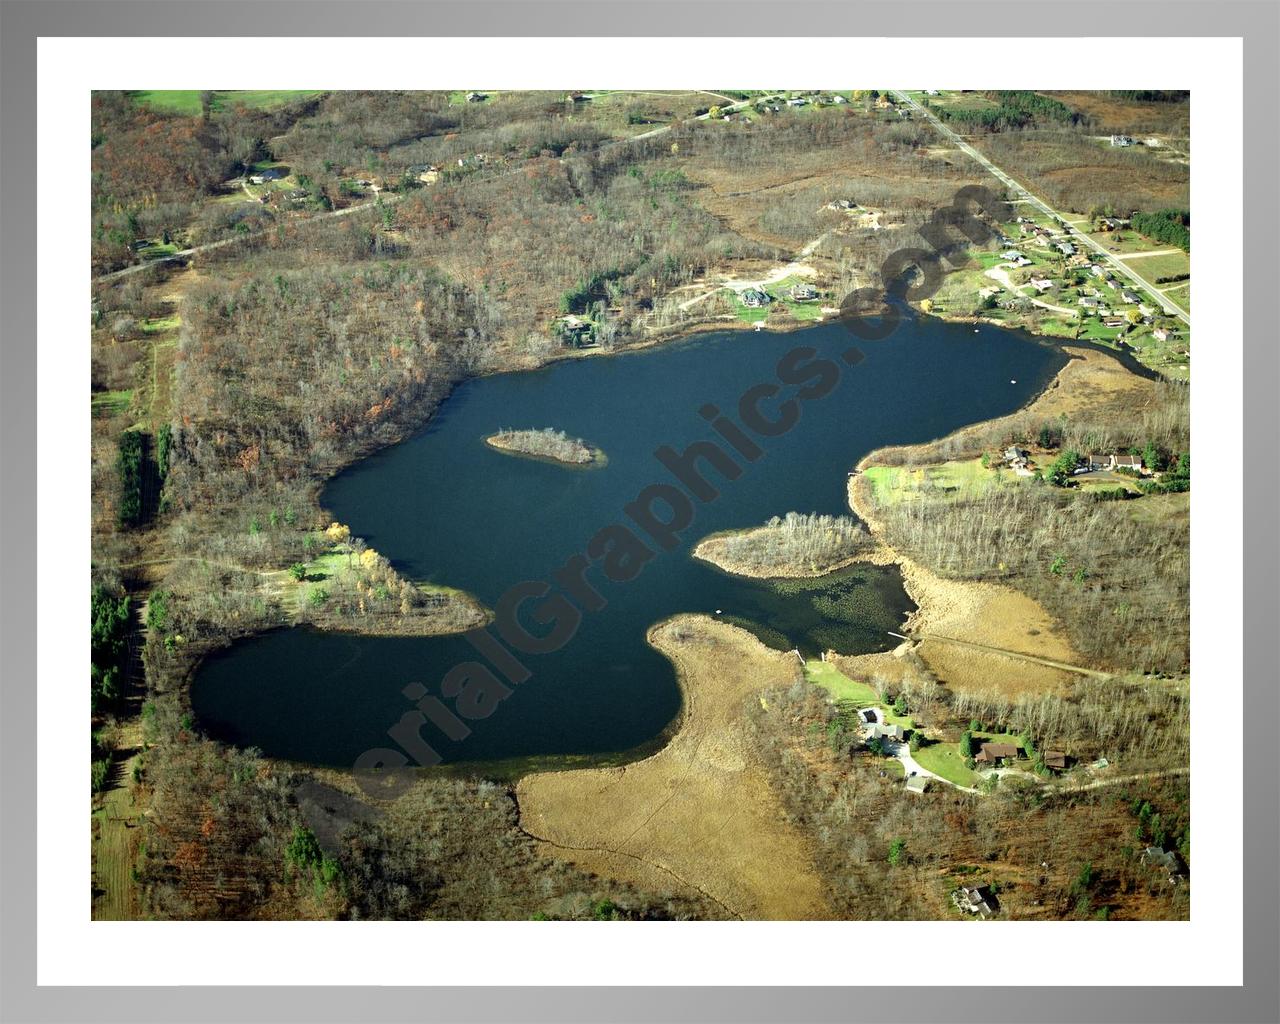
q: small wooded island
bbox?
[485,427,606,467]
[693,512,873,579]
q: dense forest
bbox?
[1130,208,1191,252]
[934,90,1082,131]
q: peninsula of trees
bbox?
[693,512,873,578]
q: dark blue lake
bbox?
[191,315,1065,770]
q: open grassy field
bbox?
[131,90,324,115]
[1115,250,1190,282]
[803,660,880,705]
[1158,281,1190,308]
[982,132,1188,217]
[862,459,1025,507]
[91,389,134,418]
[1042,92,1190,137]
[519,616,834,920]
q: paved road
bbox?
[96,93,778,285]
[891,90,1190,327]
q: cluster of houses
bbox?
[755,93,850,114]
[1002,445,1145,479]
[787,93,849,107]
[738,283,820,309]
[971,740,1072,771]
[999,439,1153,483]
[992,230,1168,332]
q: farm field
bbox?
[131,90,324,114]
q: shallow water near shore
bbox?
[192,315,1066,768]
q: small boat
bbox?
[1010,379,1017,384]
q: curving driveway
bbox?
[860,707,979,794]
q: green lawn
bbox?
[134,240,181,261]
[1158,281,1190,308]
[1077,319,1128,343]
[132,90,324,115]
[805,661,916,729]
[731,295,772,323]
[91,390,133,418]
[1035,316,1079,338]
[729,277,830,324]
[140,315,181,335]
[804,661,879,705]
[1117,250,1190,283]
[912,743,978,788]
[768,275,827,321]
[862,459,1019,507]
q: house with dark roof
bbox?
[1043,750,1071,771]
[974,742,1022,765]
[1114,454,1143,471]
